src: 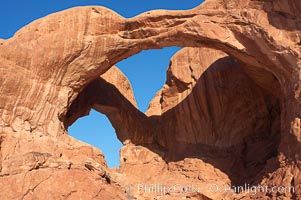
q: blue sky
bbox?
[0,0,203,167]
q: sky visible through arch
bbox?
[0,0,204,167]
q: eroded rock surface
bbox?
[1,0,301,199]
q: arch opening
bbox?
[66,47,182,168]
[68,109,123,168]
[65,46,283,189]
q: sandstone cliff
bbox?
[1,0,301,199]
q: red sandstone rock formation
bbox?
[1,0,301,199]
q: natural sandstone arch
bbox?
[66,46,282,188]
[0,1,299,139]
[67,45,283,188]
[0,0,301,199]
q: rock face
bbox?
[146,47,281,185]
[0,0,301,199]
